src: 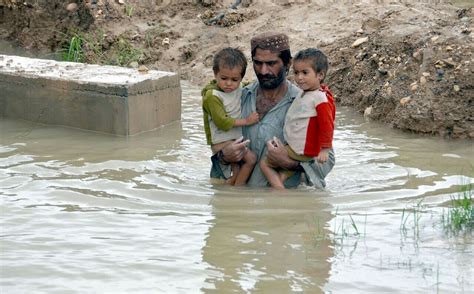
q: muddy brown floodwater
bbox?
[0,80,472,293]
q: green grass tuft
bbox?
[63,34,84,62]
[442,183,473,232]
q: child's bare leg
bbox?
[212,141,237,185]
[225,163,239,185]
[259,158,285,190]
[234,149,257,185]
[279,172,290,185]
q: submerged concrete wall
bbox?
[0,54,181,136]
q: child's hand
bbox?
[246,112,260,125]
[316,148,329,164]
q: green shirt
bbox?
[202,80,242,145]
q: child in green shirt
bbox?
[202,47,259,185]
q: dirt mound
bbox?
[0,0,472,138]
[0,0,94,50]
[326,7,473,138]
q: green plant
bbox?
[125,5,134,17]
[81,30,107,64]
[144,26,165,48]
[59,29,104,63]
[114,38,142,66]
[348,214,360,235]
[442,183,473,232]
[400,198,424,237]
[331,209,363,240]
[63,34,84,62]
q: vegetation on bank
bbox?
[58,20,176,68]
[60,29,141,67]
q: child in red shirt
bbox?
[260,48,335,189]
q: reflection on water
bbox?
[0,81,473,293]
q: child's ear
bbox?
[318,71,326,82]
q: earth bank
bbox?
[0,0,473,139]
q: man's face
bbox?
[252,49,286,89]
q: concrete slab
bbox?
[0,54,181,136]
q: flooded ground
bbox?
[0,81,473,293]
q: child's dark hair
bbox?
[294,48,329,82]
[212,47,247,78]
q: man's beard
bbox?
[257,66,286,89]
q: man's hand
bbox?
[221,136,250,163]
[265,137,299,170]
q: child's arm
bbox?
[233,112,259,127]
[203,93,235,131]
[315,96,335,164]
[315,102,334,148]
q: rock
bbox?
[443,58,456,67]
[364,106,373,117]
[117,0,124,4]
[355,52,367,61]
[138,65,149,72]
[453,85,460,92]
[422,72,430,77]
[431,36,439,42]
[400,96,411,106]
[351,37,368,48]
[420,76,427,85]
[66,3,78,12]
[410,82,418,91]
[412,49,422,61]
[378,68,388,75]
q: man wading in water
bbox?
[210,32,335,189]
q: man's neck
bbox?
[258,81,288,102]
[256,81,288,118]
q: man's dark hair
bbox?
[212,47,247,78]
[294,48,328,82]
